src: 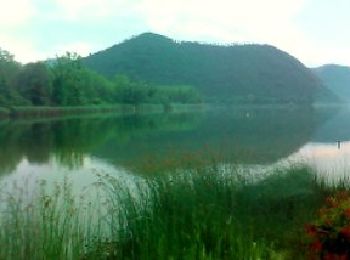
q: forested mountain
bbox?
[312,64,350,101]
[83,33,326,103]
[1,34,338,107]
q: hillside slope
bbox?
[312,64,350,101]
[83,33,326,103]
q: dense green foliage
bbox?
[83,33,326,104]
[313,64,350,101]
[0,49,201,108]
[0,49,29,106]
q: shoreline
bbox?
[0,103,204,119]
[0,102,345,120]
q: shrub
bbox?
[305,191,350,258]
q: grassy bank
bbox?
[0,163,338,259]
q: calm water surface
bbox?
[0,106,349,191]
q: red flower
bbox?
[344,208,350,219]
[324,253,348,260]
[305,224,317,236]
[340,226,350,238]
[310,240,322,252]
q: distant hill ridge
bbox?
[83,33,330,104]
[312,64,350,101]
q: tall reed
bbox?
[0,164,340,259]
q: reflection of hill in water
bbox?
[0,113,201,174]
[311,107,350,143]
[94,107,332,168]
[0,107,336,175]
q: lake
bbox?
[0,105,349,188]
[2,105,350,258]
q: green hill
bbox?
[83,33,326,104]
[312,64,350,101]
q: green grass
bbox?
[97,165,329,259]
[0,164,342,259]
[98,167,272,259]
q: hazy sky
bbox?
[1,0,349,66]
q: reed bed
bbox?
[0,164,342,259]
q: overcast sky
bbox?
[1,0,349,67]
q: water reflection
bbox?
[312,108,350,142]
[0,155,136,209]
[291,141,350,181]
[0,113,202,175]
[0,106,345,179]
[94,107,331,169]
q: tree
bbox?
[51,52,83,105]
[17,62,52,105]
[0,48,26,106]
